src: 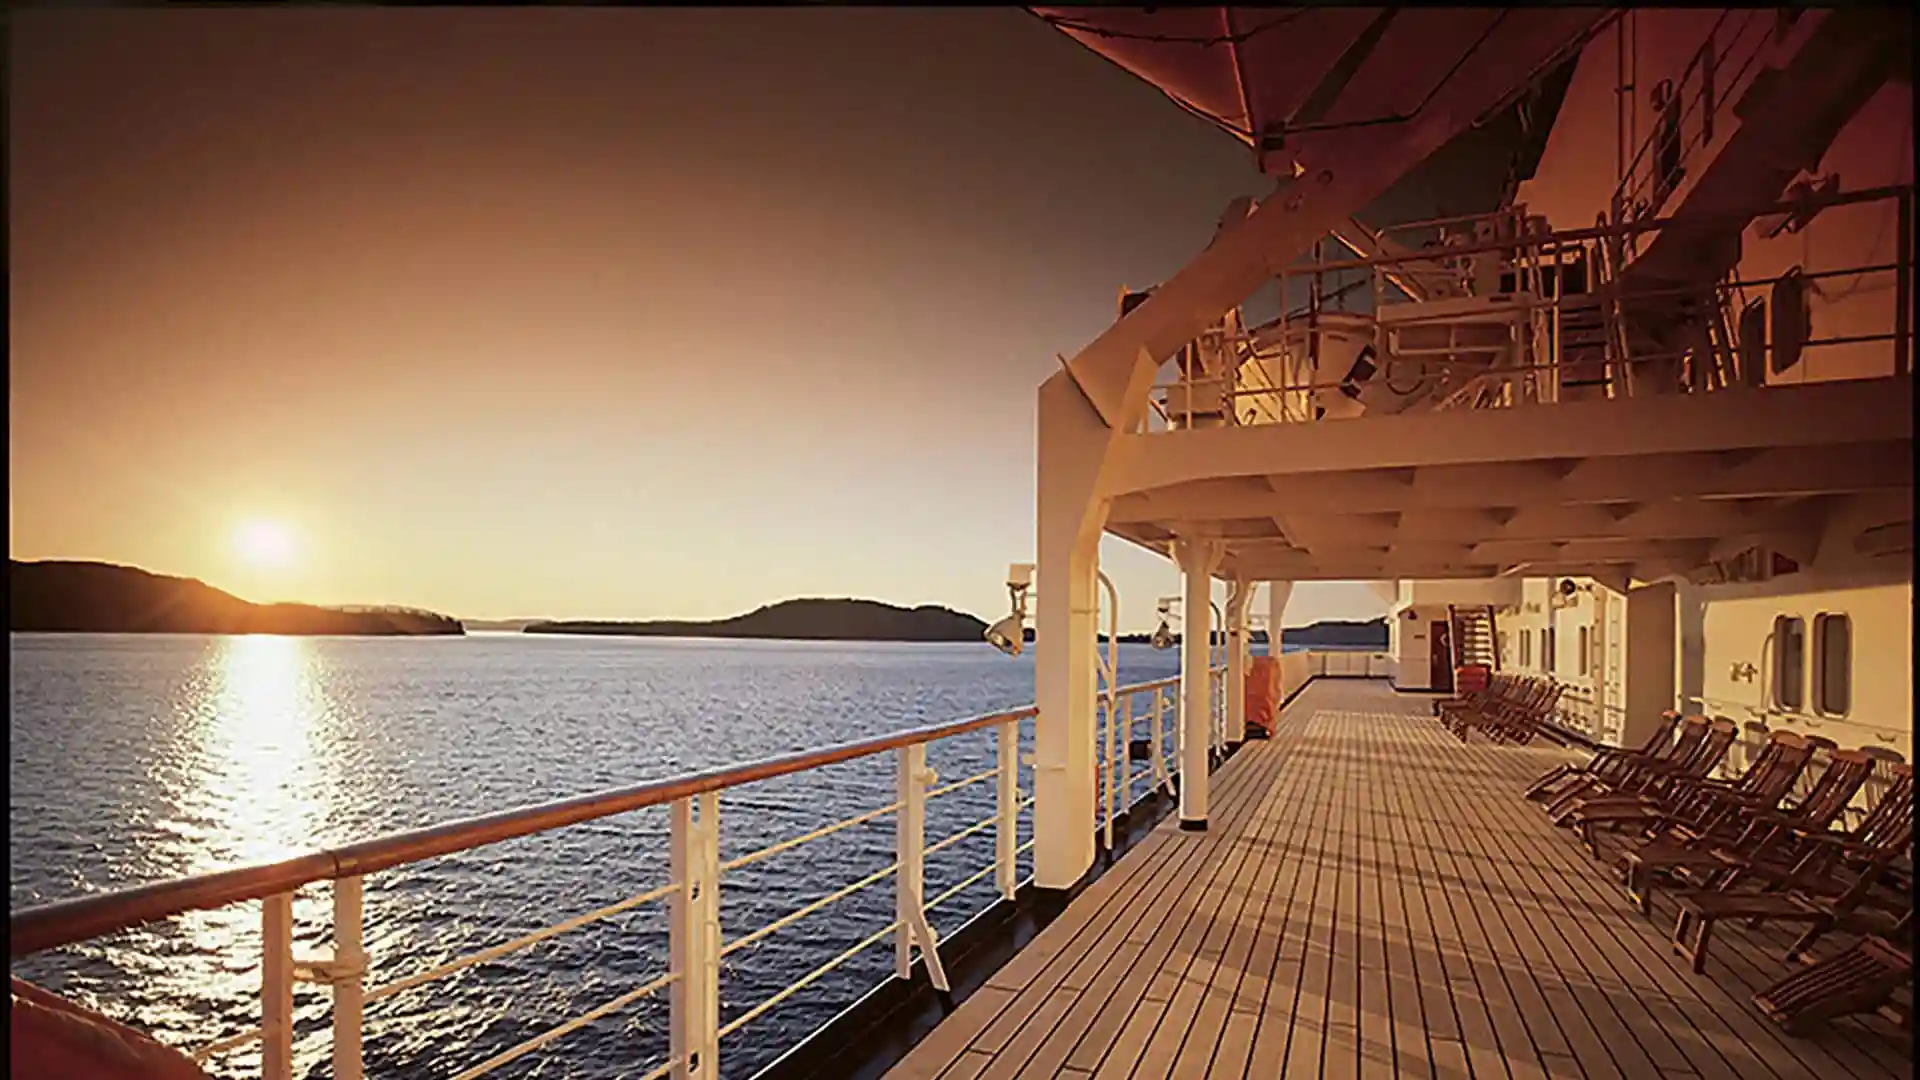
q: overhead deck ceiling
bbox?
[1100,379,1915,587]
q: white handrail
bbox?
[21,658,1380,1080]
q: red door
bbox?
[1430,621,1455,693]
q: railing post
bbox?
[261,892,295,1080]
[996,719,1019,900]
[1896,190,1912,378]
[671,793,720,1080]
[331,877,366,1080]
[895,744,949,991]
[1101,694,1121,851]
[1144,687,1159,791]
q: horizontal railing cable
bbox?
[720,801,901,873]
[449,969,679,1080]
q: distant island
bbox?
[8,560,465,636]
[1084,618,1389,647]
[463,618,542,632]
[526,598,987,642]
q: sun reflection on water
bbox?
[168,636,341,1055]
[196,635,334,868]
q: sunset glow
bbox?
[232,520,297,571]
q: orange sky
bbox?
[9,8,1391,630]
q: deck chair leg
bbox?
[1625,863,1652,917]
[1786,918,1835,962]
[1674,909,1715,975]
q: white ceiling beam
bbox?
[1104,377,1914,494]
[1105,440,1911,522]
[1266,499,1829,546]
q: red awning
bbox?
[1031,8,1604,177]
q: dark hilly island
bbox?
[8,560,464,636]
[527,599,988,643]
[1079,618,1390,647]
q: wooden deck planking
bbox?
[883,680,1911,1080]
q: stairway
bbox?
[1448,605,1500,674]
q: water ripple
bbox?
[10,633,1182,1079]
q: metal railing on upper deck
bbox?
[1609,9,1781,243]
[1147,184,1913,429]
[10,662,1270,1080]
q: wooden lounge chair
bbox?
[1538,714,1713,818]
[1705,763,1915,896]
[1569,730,1818,858]
[1615,744,1870,916]
[1753,927,1912,1034]
[1669,787,1915,974]
[1449,677,1558,744]
[1523,710,1681,803]
[1547,717,1738,827]
[1437,675,1529,738]
[1481,681,1565,745]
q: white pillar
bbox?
[1674,580,1707,718]
[1225,578,1251,743]
[1624,581,1679,749]
[1175,538,1222,830]
[1267,581,1294,688]
[1033,373,1109,889]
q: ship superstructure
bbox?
[9,8,1912,1079]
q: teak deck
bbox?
[884,680,1911,1080]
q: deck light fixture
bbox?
[985,563,1036,656]
[1151,597,1180,650]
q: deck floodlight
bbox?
[985,614,1024,657]
[1151,596,1180,650]
[985,562,1035,656]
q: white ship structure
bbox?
[11,8,1913,1079]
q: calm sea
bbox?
[11,632,1329,1078]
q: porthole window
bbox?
[1813,613,1851,716]
[1772,615,1805,711]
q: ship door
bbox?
[1430,621,1455,693]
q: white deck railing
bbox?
[11,658,1374,1080]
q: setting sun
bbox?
[232,519,297,569]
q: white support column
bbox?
[1225,579,1251,744]
[1673,580,1707,717]
[1267,581,1294,693]
[1034,373,1109,889]
[1175,538,1223,830]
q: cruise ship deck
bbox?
[887,680,1910,1080]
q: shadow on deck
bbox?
[884,680,1911,1080]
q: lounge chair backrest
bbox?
[1679,717,1741,777]
[1738,731,1817,805]
[1635,711,1683,756]
[1659,716,1712,764]
[1792,749,1878,829]
[1852,764,1915,851]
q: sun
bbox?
[233,519,298,569]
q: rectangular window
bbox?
[1520,629,1532,667]
[1813,613,1851,716]
[1773,615,1805,711]
[1577,626,1591,676]
[1543,627,1557,673]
